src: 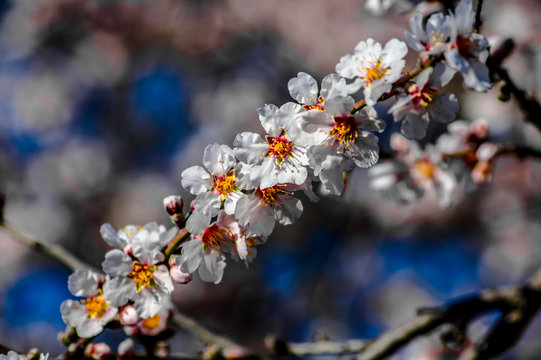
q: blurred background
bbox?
[0,0,541,358]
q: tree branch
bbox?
[474,0,484,33]
[0,223,99,273]
[352,267,541,360]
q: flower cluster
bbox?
[57,0,504,356]
[369,119,499,207]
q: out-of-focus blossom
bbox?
[84,342,112,360]
[389,65,459,139]
[124,298,172,337]
[405,0,492,92]
[369,134,457,206]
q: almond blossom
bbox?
[60,269,117,338]
[234,184,303,236]
[335,38,408,106]
[300,95,385,194]
[405,0,491,92]
[233,103,309,189]
[101,222,176,319]
[181,143,246,217]
[389,65,459,139]
[369,133,456,206]
[175,210,231,284]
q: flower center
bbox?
[361,59,389,86]
[329,115,359,148]
[126,262,156,291]
[212,169,237,200]
[409,84,438,108]
[455,35,474,58]
[123,225,142,240]
[265,130,294,165]
[201,224,232,253]
[254,186,285,207]
[303,96,325,111]
[425,30,448,51]
[82,290,108,319]
[142,313,162,331]
[411,159,435,182]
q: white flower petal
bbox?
[401,112,430,139]
[177,239,203,274]
[194,191,222,217]
[233,132,267,165]
[103,277,136,307]
[181,166,212,195]
[203,143,236,175]
[288,72,319,105]
[153,265,174,294]
[274,197,303,225]
[68,269,100,297]
[102,249,132,276]
[199,251,226,284]
[60,300,86,328]
[100,223,126,249]
[185,210,211,235]
[350,132,380,167]
[76,319,103,338]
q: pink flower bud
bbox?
[85,342,112,360]
[118,338,135,359]
[163,195,183,216]
[170,265,192,284]
[119,305,139,326]
[164,195,186,227]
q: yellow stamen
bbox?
[212,169,238,200]
[142,313,162,331]
[126,262,156,291]
[361,58,389,86]
[82,290,108,319]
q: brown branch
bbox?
[266,336,368,356]
[474,0,484,33]
[351,267,541,360]
[487,57,541,133]
[0,223,100,273]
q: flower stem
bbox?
[474,0,484,33]
[164,228,190,257]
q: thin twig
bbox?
[0,223,99,273]
[474,0,484,33]
[353,267,541,360]
[172,312,252,357]
[164,228,190,257]
[487,58,541,133]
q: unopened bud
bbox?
[85,342,112,360]
[170,265,193,284]
[119,305,139,326]
[470,119,488,140]
[27,348,40,360]
[118,338,135,359]
[163,195,185,228]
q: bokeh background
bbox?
[0,0,541,358]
